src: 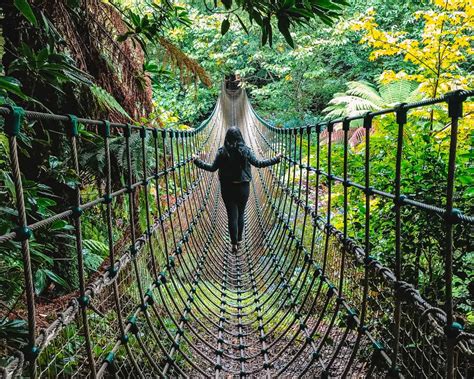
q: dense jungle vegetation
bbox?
[0,0,472,359]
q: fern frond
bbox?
[83,239,109,256]
[379,80,421,105]
[327,95,383,117]
[346,81,385,107]
[321,79,423,147]
[90,85,131,119]
[157,37,212,87]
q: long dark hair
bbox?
[223,127,247,167]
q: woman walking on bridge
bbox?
[193,127,281,252]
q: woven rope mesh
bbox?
[0,87,473,378]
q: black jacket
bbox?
[194,146,280,183]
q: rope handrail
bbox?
[254,89,473,130]
[251,91,474,224]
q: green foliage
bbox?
[116,0,348,49]
[0,76,28,102]
[80,131,156,180]
[150,0,424,127]
[35,268,70,295]
[117,1,192,51]
[322,113,473,325]
[0,319,29,348]
[82,239,109,272]
[8,43,92,95]
[210,0,349,47]
[322,79,421,119]
[0,171,73,299]
[14,0,38,26]
[90,85,131,119]
[221,18,230,35]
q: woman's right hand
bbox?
[275,153,283,160]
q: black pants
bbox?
[221,182,250,245]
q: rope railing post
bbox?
[444,91,464,379]
[4,106,38,378]
[324,117,350,374]
[161,130,177,251]
[322,121,333,275]
[391,104,407,377]
[344,112,374,375]
[100,119,130,376]
[139,126,158,278]
[66,114,96,377]
[121,123,146,376]
[152,127,169,266]
[102,120,116,275]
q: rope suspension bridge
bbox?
[0,85,473,378]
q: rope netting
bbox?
[0,86,473,378]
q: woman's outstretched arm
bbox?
[193,151,221,172]
[248,150,282,168]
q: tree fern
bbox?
[323,79,422,120]
[80,132,157,183]
[322,79,422,146]
[346,81,386,108]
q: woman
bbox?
[193,127,281,252]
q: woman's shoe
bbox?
[232,244,239,253]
